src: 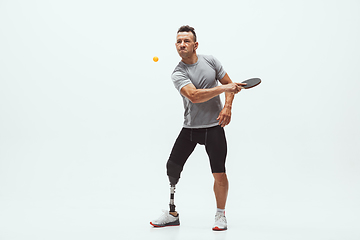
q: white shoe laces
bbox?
[153,210,176,224]
[214,213,227,227]
[215,214,226,222]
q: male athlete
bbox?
[150,25,245,231]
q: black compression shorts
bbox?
[167,125,227,174]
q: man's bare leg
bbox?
[213,172,229,209]
[212,172,228,231]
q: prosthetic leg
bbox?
[168,176,179,212]
[149,175,181,227]
[167,161,182,213]
[169,184,176,212]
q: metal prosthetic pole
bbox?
[168,175,179,213]
[169,184,176,212]
[167,181,180,226]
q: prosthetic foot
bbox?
[150,183,180,227]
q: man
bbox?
[150,25,245,231]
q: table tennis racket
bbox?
[240,78,261,89]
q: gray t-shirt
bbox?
[171,54,226,128]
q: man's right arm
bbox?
[180,83,242,103]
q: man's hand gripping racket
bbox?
[224,78,261,94]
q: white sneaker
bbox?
[150,210,180,227]
[212,212,227,231]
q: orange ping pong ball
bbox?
[153,56,159,62]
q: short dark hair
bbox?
[177,25,197,42]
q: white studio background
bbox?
[1,0,359,240]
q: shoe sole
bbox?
[150,222,180,227]
[212,226,227,231]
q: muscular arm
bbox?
[217,73,239,127]
[220,73,236,109]
[180,75,241,104]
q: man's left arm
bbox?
[217,73,239,127]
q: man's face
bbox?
[176,32,198,58]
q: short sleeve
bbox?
[171,70,192,93]
[212,56,226,80]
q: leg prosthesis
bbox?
[169,184,176,212]
[167,160,184,212]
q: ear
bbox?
[194,42,199,51]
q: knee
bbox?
[166,160,184,185]
[213,172,228,185]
